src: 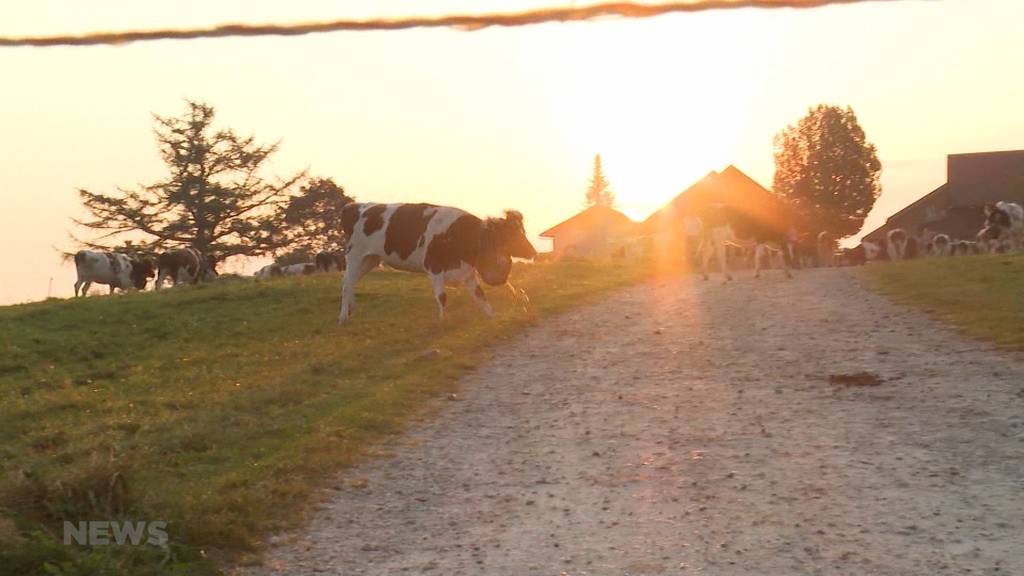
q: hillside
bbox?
[0,261,653,575]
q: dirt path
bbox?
[245,268,1024,576]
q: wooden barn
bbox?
[539,205,638,259]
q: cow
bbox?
[952,240,981,256]
[254,263,282,278]
[930,233,951,257]
[816,231,836,267]
[280,263,317,276]
[886,229,908,261]
[837,245,867,266]
[981,201,1024,252]
[73,250,154,297]
[155,247,217,289]
[315,250,346,272]
[861,239,888,262]
[690,203,793,281]
[337,203,537,323]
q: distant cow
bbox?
[155,248,217,289]
[816,231,836,267]
[337,203,537,323]
[837,245,867,266]
[315,250,346,272]
[254,264,282,278]
[981,201,1024,252]
[930,233,951,257]
[280,263,317,276]
[951,240,981,256]
[886,229,908,261]
[73,250,154,296]
[691,203,793,281]
[862,239,888,262]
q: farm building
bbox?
[862,149,1024,243]
[641,165,781,236]
[539,205,638,259]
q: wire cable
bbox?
[0,0,927,48]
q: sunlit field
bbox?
[0,260,660,575]
[861,255,1024,352]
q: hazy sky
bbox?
[2,0,1022,304]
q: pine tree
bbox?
[75,100,303,260]
[585,154,616,208]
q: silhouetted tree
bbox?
[585,154,616,208]
[75,100,303,260]
[279,177,355,254]
[773,105,881,238]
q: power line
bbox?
[1,0,925,48]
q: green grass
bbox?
[0,260,658,575]
[861,254,1024,351]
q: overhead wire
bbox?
[0,0,927,48]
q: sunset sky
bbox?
[1,0,1022,304]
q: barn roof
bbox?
[539,205,637,238]
[640,165,778,232]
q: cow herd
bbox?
[73,247,217,297]
[71,202,539,324]
[69,199,1022,320]
[862,201,1024,263]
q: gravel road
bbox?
[245,268,1024,576]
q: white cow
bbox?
[73,250,154,296]
[981,201,1024,252]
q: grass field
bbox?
[861,254,1024,351]
[0,260,658,575]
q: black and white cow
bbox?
[930,233,951,257]
[155,247,217,289]
[73,250,155,296]
[254,263,282,278]
[886,228,908,261]
[280,263,317,276]
[337,203,536,323]
[315,250,346,272]
[689,203,794,281]
[980,201,1024,252]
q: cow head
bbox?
[476,211,537,286]
[129,257,156,289]
[201,254,220,281]
[984,203,1010,229]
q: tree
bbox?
[75,100,304,260]
[279,177,355,255]
[773,105,881,238]
[584,154,616,208]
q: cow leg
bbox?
[754,244,765,278]
[154,269,167,290]
[699,240,713,281]
[507,282,530,309]
[430,273,449,320]
[109,285,115,294]
[74,279,83,297]
[466,275,494,318]
[338,254,379,324]
[80,281,92,296]
[716,241,731,282]
[780,246,793,279]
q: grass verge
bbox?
[860,254,1024,351]
[0,260,658,575]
